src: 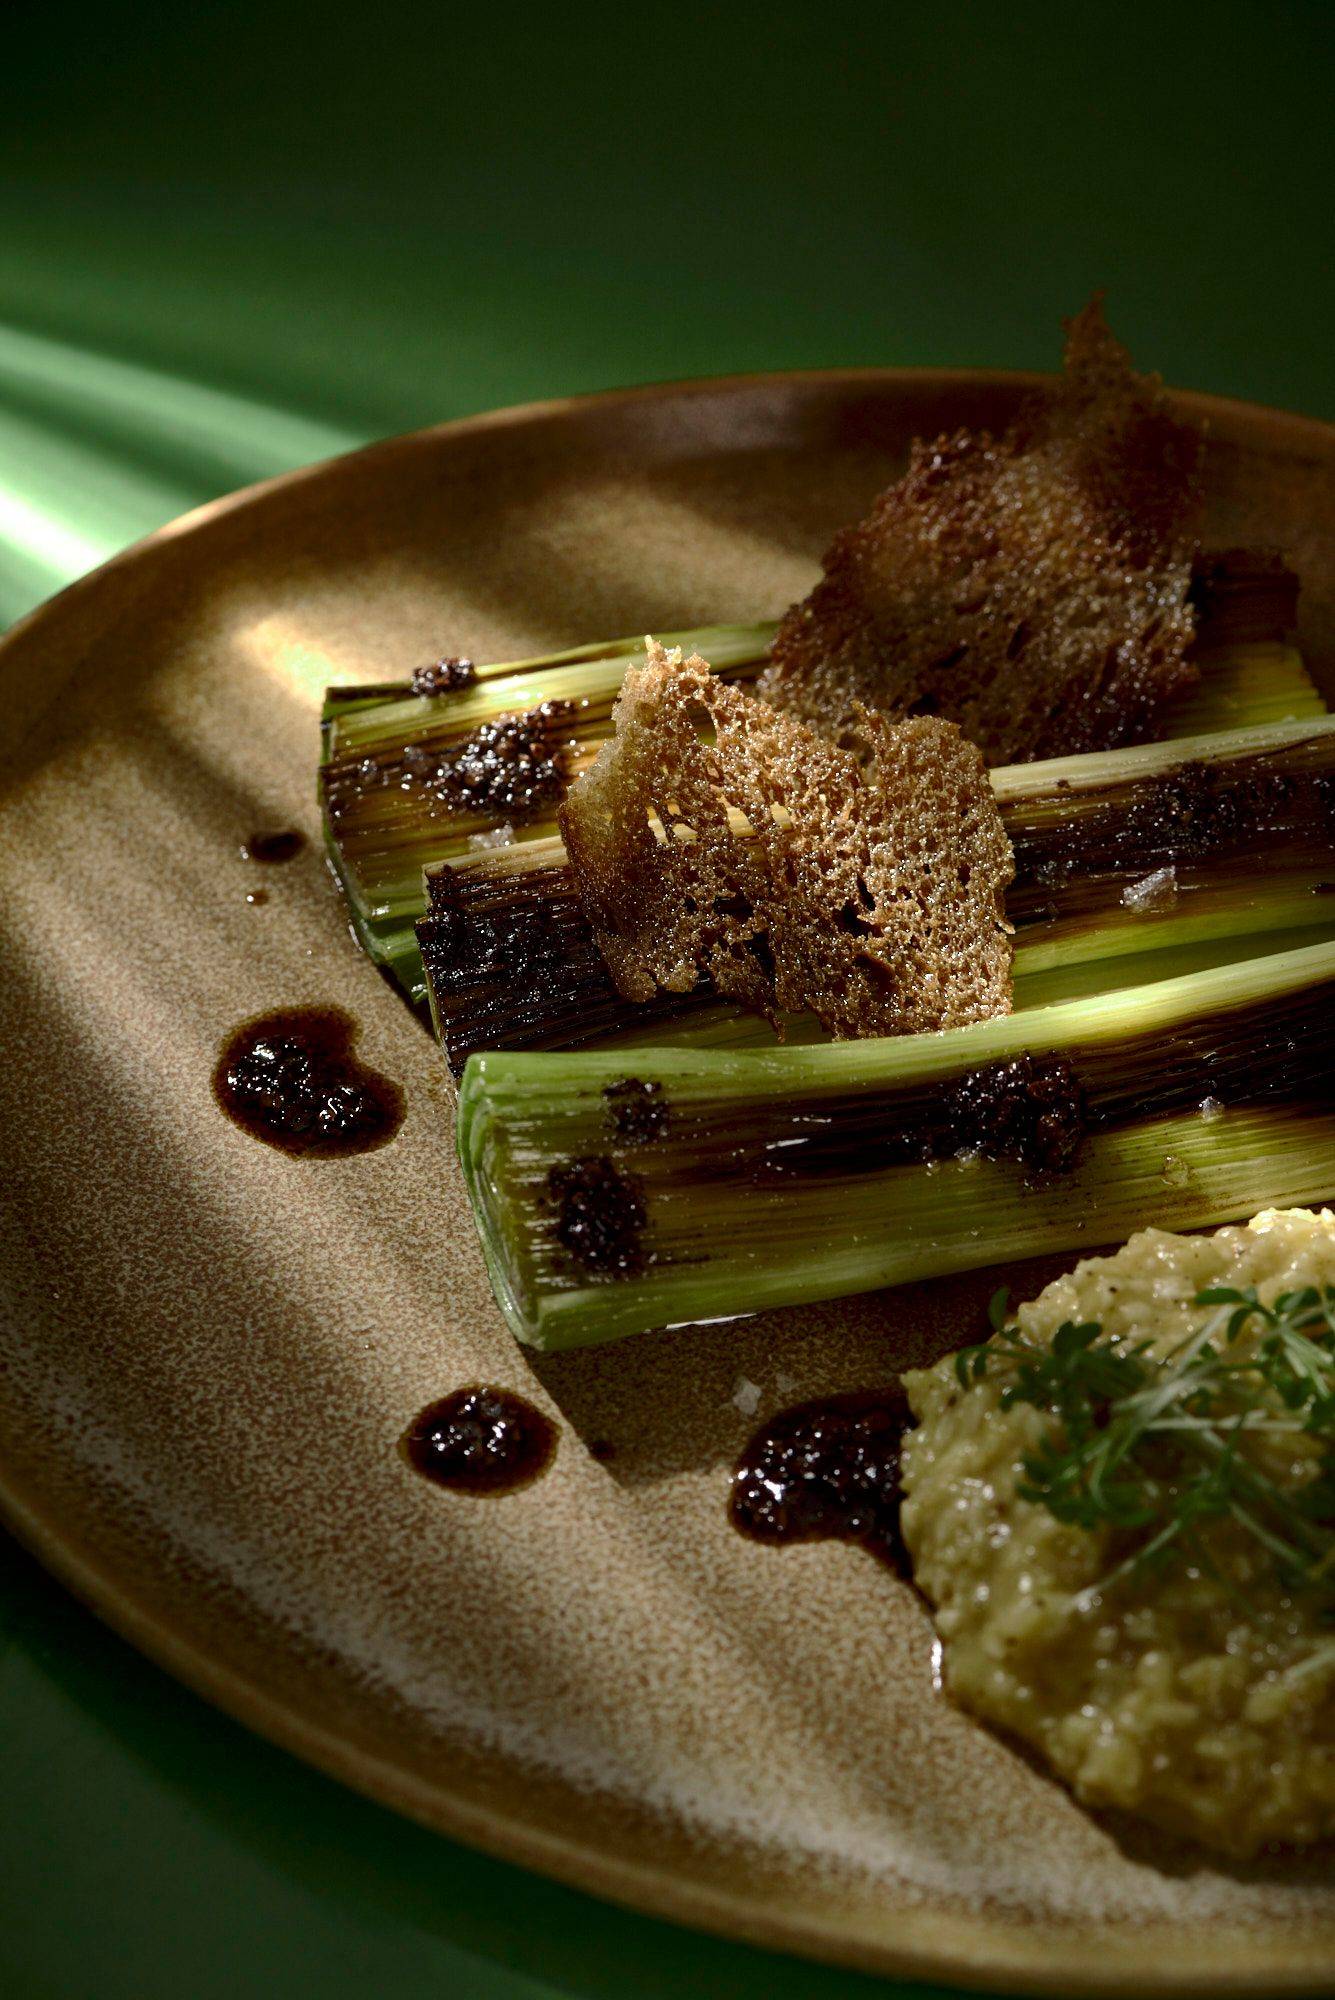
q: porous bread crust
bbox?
[760,297,1204,764]
[557,639,1014,1039]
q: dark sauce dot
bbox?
[245,889,269,907]
[242,830,307,864]
[588,1437,617,1463]
[402,1385,556,1494]
[213,1008,404,1156]
[547,1156,647,1276]
[411,655,477,697]
[432,699,579,818]
[729,1389,911,1574]
[603,1077,668,1144]
[948,1053,1086,1174]
[1119,761,1298,862]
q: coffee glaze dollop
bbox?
[603,1076,669,1144]
[948,1053,1087,1173]
[411,655,477,697]
[241,829,307,863]
[426,699,578,819]
[547,1155,648,1276]
[729,1387,911,1573]
[402,1385,556,1494]
[213,1008,404,1156]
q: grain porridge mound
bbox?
[902,1208,1335,1856]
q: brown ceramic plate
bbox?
[3,371,1335,1996]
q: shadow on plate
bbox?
[529,1252,1084,1488]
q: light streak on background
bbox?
[0,323,364,626]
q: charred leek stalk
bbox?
[321,623,1320,1004]
[321,624,771,995]
[457,939,1335,1350]
[421,715,1335,1072]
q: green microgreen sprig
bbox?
[955,1280,1335,1606]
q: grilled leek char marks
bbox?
[422,715,1335,1077]
[320,626,773,931]
[455,941,1335,1350]
[318,555,1316,1008]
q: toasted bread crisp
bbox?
[558,641,1014,1039]
[760,298,1204,764]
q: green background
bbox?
[3,3,1333,1993]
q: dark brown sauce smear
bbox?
[411,655,476,697]
[948,1054,1086,1173]
[213,1008,404,1155]
[428,699,578,817]
[744,979,1335,1184]
[402,1386,556,1494]
[242,829,307,864]
[328,697,581,828]
[729,1388,912,1574]
[603,1077,669,1144]
[547,1156,648,1275]
[754,1052,1088,1180]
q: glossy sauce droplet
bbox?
[242,829,307,863]
[948,1054,1086,1174]
[729,1388,911,1573]
[213,1008,404,1156]
[411,655,476,696]
[402,1386,557,1494]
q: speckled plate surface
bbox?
[3,372,1335,1996]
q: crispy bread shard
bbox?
[760,298,1205,764]
[557,641,1015,1040]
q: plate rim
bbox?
[5,364,1335,1996]
[8,357,1334,658]
[7,1466,1333,2000]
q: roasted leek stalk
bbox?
[321,621,1319,1005]
[320,625,771,997]
[421,715,1335,1073]
[457,939,1335,1350]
